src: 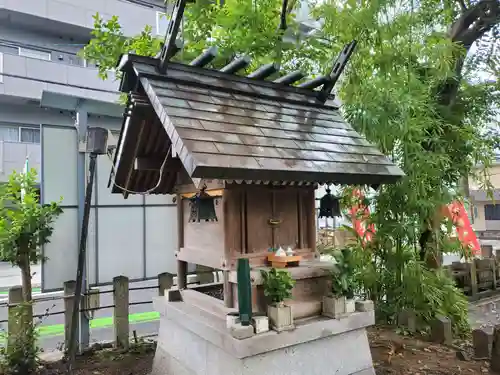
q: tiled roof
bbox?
[109,54,404,196]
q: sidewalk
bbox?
[0,262,41,292]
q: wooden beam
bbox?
[273,71,305,85]
[190,46,218,67]
[176,193,188,289]
[297,75,329,89]
[247,63,279,80]
[220,56,251,74]
[123,119,147,196]
[134,155,165,171]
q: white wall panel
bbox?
[42,126,77,206]
[86,154,97,206]
[145,206,178,277]
[42,208,78,291]
[86,208,97,286]
[97,207,144,282]
[97,156,142,206]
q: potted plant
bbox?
[260,268,295,332]
[323,249,356,318]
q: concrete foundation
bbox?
[151,292,376,375]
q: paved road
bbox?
[0,279,161,351]
[0,262,41,291]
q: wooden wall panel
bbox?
[183,196,224,257]
[275,189,299,249]
[246,187,273,252]
[223,188,242,258]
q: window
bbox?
[485,204,500,221]
[19,127,41,144]
[0,125,20,142]
[18,47,51,61]
[156,11,170,36]
[0,44,18,55]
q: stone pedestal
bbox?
[151,293,375,375]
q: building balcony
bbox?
[0,141,40,183]
[0,53,120,103]
[1,0,166,37]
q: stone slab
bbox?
[152,297,376,375]
[230,323,254,339]
[154,316,375,375]
[153,296,375,359]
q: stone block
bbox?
[491,325,500,372]
[397,309,417,333]
[346,299,356,314]
[268,304,294,332]
[323,295,346,319]
[252,315,269,334]
[355,300,374,313]
[230,323,254,340]
[166,288,182,302]
[430,315,452,345]
[472,328,493,358]
[226,312,240,329]
[152,297,377,375]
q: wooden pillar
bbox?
[222,189,234,308]
[307,188,316,250]
[158,272,174,296]
[176,194,188,289]
[7,286,23,351]
[64,280,77,351]
[223,271,234,308]
[297,189,304,249]
[470,260,478,298]
[113,276,129,350]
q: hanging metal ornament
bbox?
[318,187,341,218]
[188,188,219,222]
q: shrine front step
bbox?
[151,296,375,375]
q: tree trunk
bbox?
[18,251,33,321]
[419,0,500,265]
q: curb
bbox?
[0,283,42,293]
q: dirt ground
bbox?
[369,326,492,375]
[31,325,496,375]
[36,343,155,375]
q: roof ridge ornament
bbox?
[317,40,357,103]
[158,0,193,73]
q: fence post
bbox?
[64,280,76,351]
[7,286,23,350]
[196,265,214,284]
[470,260,478,298]
[113,276,129,349]
[158,273,174,296]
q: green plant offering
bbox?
[331,249,356,298]
[260,268,295,306]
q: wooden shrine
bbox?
[108,2,404,374]
[110,47,403,305]
[107,12,405,375]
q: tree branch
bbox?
[439,0,500,107]
[450,0,500,50]
[457,0,468,11]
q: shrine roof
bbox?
[109,53,404,196]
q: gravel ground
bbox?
[469,295,500,330]
[201,284,224,300]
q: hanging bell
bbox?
[188,189,219,222]
[318,187,341,218]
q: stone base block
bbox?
[151,296,376,375]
